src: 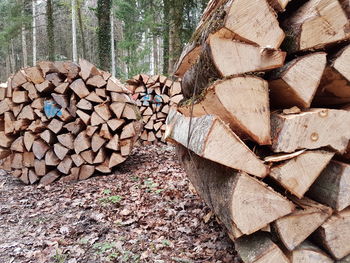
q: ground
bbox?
[0,144,238,263]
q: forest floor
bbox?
[0,144,238,263]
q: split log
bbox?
[283,0,350,52]
[32,140,50,160]
[272,197,332,251]
[182,32,286,98]
[39,170,60,186]
[287,241,334,263]
[28,170,39,184]
[315,44,350,105]
[45,150,60,166]
[269,150,334,198]
[166,109,268,178]
[70,79,90,98]
[271,109,350,153]
[234,232,289,263]
[34,159,46,176]
[74,131,91,154]
[312,208,350,259]
[176,145,294,238]
[53,143,69,160]
[109,153,126,168]
[308,160,350,212]
[269,52,327,109]
[79,59,100,81]
[79,165,95,180]
[179,76,271,145]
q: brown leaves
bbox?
[0,144,236,262]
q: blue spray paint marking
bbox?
[44,100,61,118]
[154,95,163,103]
[141,94,152,102]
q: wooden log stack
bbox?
[166,0,350,262]
[0,59,141,185]
[126,74,183,144]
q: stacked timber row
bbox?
[166,0,350,262]
[127,74,183,144]
[0,59,141,185]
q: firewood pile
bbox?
[127,74,183,144]
[0,59,141,185]
[166,0,350,262]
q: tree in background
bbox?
[32,0,37,66]
[168,0,184,74]
[97,0,111,71]
[0,0,209,81]
[72,0,78,62]
[46,0,55,61]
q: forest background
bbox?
[0,0,209,82]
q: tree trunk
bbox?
[168,0,184,74]
[153,35,159,74]
[97,0,111,71]
[72,0,78,62]
[163,0,170,75]
[21,6,28,67]
[10,40,16,73]
[77,1,86,59]
[46,0,55,61]
[110,9,116,77]
[32,0,37,66]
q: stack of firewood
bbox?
[166,0,350,262]
[126,74,183,144]
[0,59,141,185]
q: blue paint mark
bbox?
[44,100,61,119]
[141,94,152,102]
[154,95,163,103]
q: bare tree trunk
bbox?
[153,35,159,74]
[163,0,170,74]
[110,10,116,77]
[10,40,16,73]
[46,0,55,61]
[21,7,28,67]
[22,26,28,67]
[77,0,86,59]
[72,0,78,62]
[5,54,11,77]
[168,0,183,74]
[32,0,37,65]
[115,18,126,77]
[97,0,111,71]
